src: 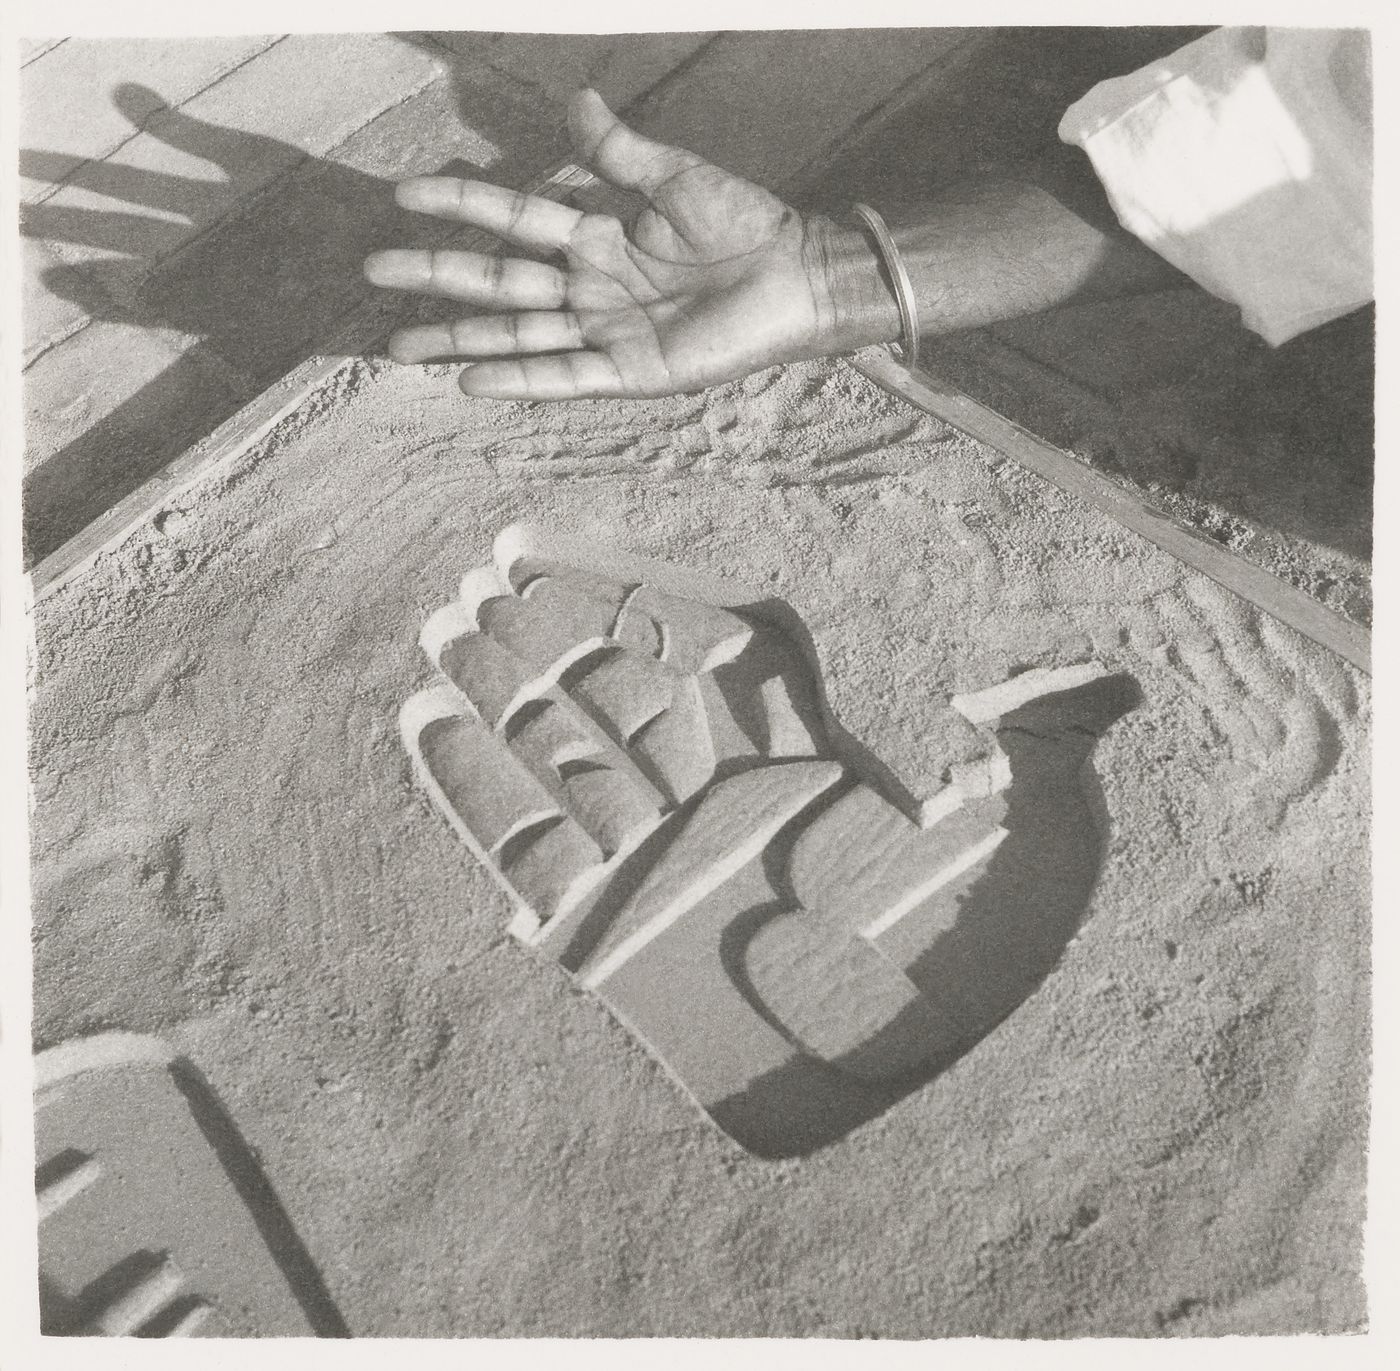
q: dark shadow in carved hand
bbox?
[714,673,1141,1158]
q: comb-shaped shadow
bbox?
[35,1047,350,1338]
[167,1056,351,1337]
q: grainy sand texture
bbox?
[29,356,1369,1336]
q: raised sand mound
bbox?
[30,357,1368,1335]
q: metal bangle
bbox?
[851,202,920,366]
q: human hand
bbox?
[364,89,900,399]
[397,528,1125,1157]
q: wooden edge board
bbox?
[849,347,1371,675]
[38,158,1362,678]
[27,161,595,607]
[29,352,354,604]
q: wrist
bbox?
[801,215,903,354]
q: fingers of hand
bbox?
[568,86,704,197]
[388,312,585,365]
[459,353,625,401]
[409,548,844,948]
[363,248,565,307]
[402,685,609,925]
[410,567,685,924]
[615,587,753,676]
[394,177,584,253]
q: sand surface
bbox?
[30,355,1369,1336]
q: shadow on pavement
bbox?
[20,76,530,566]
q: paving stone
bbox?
[807,28,1212,214]
[21,47,567,564]
[20,36,279,203]
[22,238,91,366]
[626,29,978,190]
[477,31,716,110]
[23,322,244,564]
[408,31,498,62]
[31,33,443,295]
[21,38,66,64]
[328,54,562,183]
[990,293,1242,402]
[146,65,568,391]
[23,321,189,477]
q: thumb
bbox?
[567,87,704,198]
[115,81,249,164]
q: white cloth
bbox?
[1059,27,1372,345]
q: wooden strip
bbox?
[849,347,1371,674]
[30,352,352,603]
[29,162,596,605]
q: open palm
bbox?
[364,89,853,399]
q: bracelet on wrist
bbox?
[851,202,920,365]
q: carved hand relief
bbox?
[34,1034,347,1337]
[402,527,1138,1157]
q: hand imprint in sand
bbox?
[402,528,1123,1156]
[34,1033,347,1337]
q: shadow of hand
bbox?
[21,82,462,382]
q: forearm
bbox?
[805,156,1190,353]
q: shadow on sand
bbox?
[711,672,1142,1159]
